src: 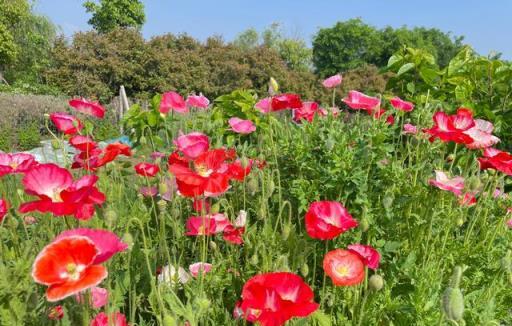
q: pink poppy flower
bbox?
[347,244,381,270]
[76,286,108,309]
[185,216,217,236]
[389,97,414,112]
[173,132,209,159]
[293,101,326,123]
[160,91,188,114]
[55,228,128,264]
[429,171,465,196]
[228,117,256,134]
[255,97,271,114]
[464,119,500,149]
[90,312,128,326]
[69,98,105,119]
[50,112,83,135]
[189,262,212,277]
[0,153,37,176]
[322,74,342,88]
[150,151,166,161]
[507,219,512,228]
[140,186,158,197]
[403,123,418,134]
[135,162,160,177]
[342,91,380,112]
[186,94,210,109]
[0,199,8,223]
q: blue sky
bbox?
[35,0,511,59]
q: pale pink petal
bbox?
[189,262,213,277]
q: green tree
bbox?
[0,0,30,67]
[83,0,146,33]
[233,28,259,50]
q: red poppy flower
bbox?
[478,148,512,176]
[0,199,9,222]
[459,192,477,207]
[54,228,127,264]
[347,244,381,270]
[69,98,105,119]
[323,249,365,286]
[50,112,83,135]
[223,225,244,245]
[424,108,475,144]
[72,143,132,171]
[271,94,303,111]
[292,101,326,123]
[389,96,414,112]
[227,159,253,181]
[0,153,37,176]
[19,164,105,220]
[238,272,318,326]
[135,162,160,177]
[160,91,188,114]
[342,91,380,112]
[169,149,233,197]
[69,135,97,152]
[90,312,128,326]
[32,236,108,302]
[305,201,358,240]
[185,216,217,236]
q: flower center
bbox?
[196,164,213,177]
[335,265,350,277]
[65,263,85,281]
[51,190,63,202]
[9,162,18,169]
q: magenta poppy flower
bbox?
[293,101,326,123]
[424,108,475,144]
[140,186,158,197]
[322,74,342,88]
[150,151,166,161]
[0,199,8,222]
[389,96,414,112]
[76,286,108,309]
[0,153,37,176]
[186,94,210,109]
[173,132,209,159]
[55,228,127,264]
[255,97,271,114]
[69,98,105,119]
[429,171,465,196]
[228,117,256,134]
[463,119,500,149]
[223,225,244,245]
[342,91,380,112]
[189,262,212,277]
[50,112,83,135]
[305,201,358,240]
[159,91,188,114]
[135,162,160,177]
[403,123,418,134]
[347,244,381,270]
[90,312,128,326]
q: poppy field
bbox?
[1,74,511,326]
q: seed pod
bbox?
[266,180,275,197]
[276,255,289,270]
[140,136,147,145]
[369,274,384,291]
[209,241,217,251]
[300,263,309,277]
[247,178,259,195]
[250,253,259,265]
[360,217,370,232]
[442,266,465,322]
[281,224,292,240]
[158,182,168,195]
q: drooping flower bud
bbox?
[442,266,465,322]
[369,274,384,291]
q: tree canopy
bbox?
[83,0,146,33]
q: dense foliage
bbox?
[312,18,465,77]
[83,0,146,33]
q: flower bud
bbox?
[209,240,217,251]
[250,253,259,265]
[158,182,169,195]
[162,315,177,326]
[240,157,250,168]
[105,209,117,224]
[266,180,275,197]
[122,233,134,249]
[210,203,220,214]
[268,77,279,96]
[442,266,465,321]
[247,178,259,195]
[360,217,370,232]
[300,263,309,277]
[466,176,481,191]
[157,199,167,210]
[51,139,61,150]
[196,297,211,311]
[281,224,291,240]
[369,274,384,291]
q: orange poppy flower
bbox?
[323,249,365,286]
[32,236,107,302]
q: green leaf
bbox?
[396,63,415,76]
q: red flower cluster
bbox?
[71,142,132,171]
[235,272,318,326]
[185,213,245,245]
